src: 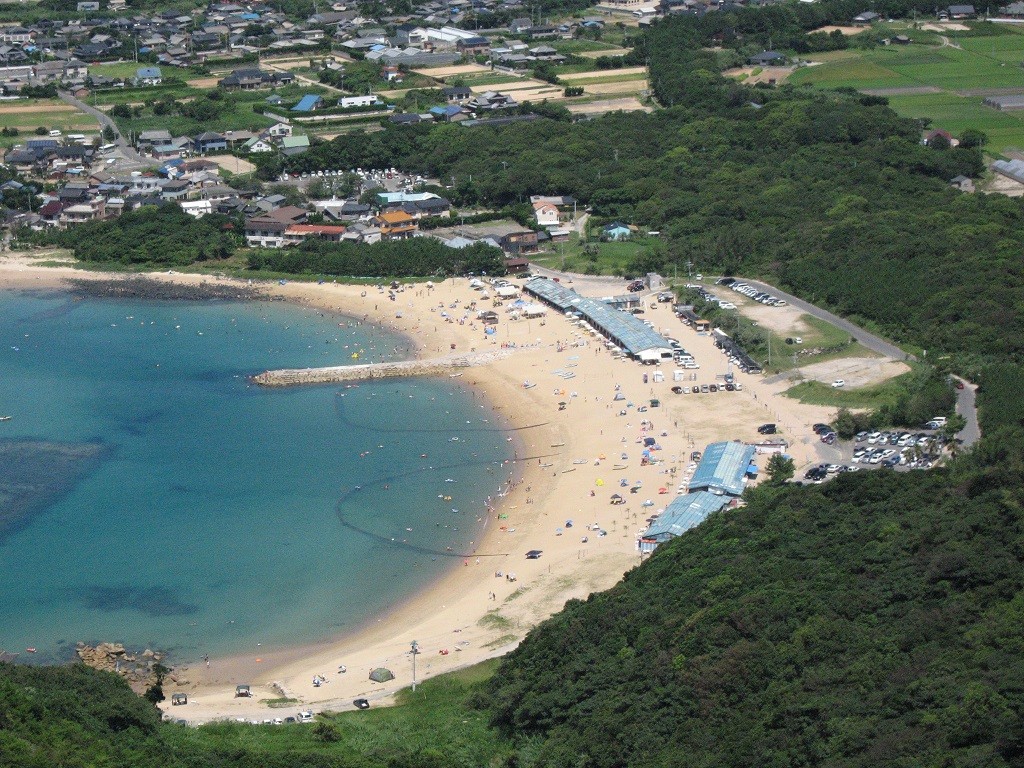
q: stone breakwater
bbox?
[251,348,515,387]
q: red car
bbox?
[955,381,965,390]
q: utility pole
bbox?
[410,640,420,692]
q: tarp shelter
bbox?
[521,303,547,318]
[496,285,519,298]
[171,693,188,705]
[369,667,395,683]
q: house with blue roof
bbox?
[134,66,162,86]
[429,104,464,121]
[292,94,324,112]
[602,222,631,240]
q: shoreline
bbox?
[0,255,850,722]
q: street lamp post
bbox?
[410,640,420,692]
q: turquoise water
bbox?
[0,290,513,663]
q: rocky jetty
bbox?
[76,642,167,692]
[68,277,262,302]
[252,348,515,387]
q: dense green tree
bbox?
[765,453,795,484]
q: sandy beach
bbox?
[0,255,846,723]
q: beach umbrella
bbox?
[658,487,668,494]
[642,500,654,507]
[595,478,605,486]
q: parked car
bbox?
[831,379,845,388]
[353,699,370,710]
[757,423,777,435]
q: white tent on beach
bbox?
[521,303,548,318]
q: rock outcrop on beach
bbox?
[68,277,262,302]
[76,642,166,692]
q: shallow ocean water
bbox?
[0,290,512,662]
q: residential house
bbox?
[292,93,324,111]
[244,215,288,247]
[281,135,310,156]
[532,199,559,227]
[509,17,532,34]
[151,144,183,161]
[0,27,33,45]
[748,50,785,66]
[526,25,559,39]
[244,205,308,247]
[376,210,417,239]
[499,229,539,255]
[160,179,191,200]
[852,10,879,23]
[942,4,976,18]
[134,66,162,85]
[338,94,382,108]
[180,199,213,217]
[137,129,172,149]
[456,35,489,54]
[244,136,275,152]
[466,91,518,111]
[194,131,227,153]
[267,121,292,138]
[429,104,465,121]
[602,222,632,240]
[923,128,959,147]
[218,67,292,89]
[442,85,472,103]
[282,223,347,245]
[33,58,88,83]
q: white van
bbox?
[48,129,62,137]
[297,710,314,723]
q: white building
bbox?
[338,94,382,108]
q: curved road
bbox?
[58,90,148,165]
[724,278,916,363]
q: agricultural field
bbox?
[0,101,97,146]
[789,23,1024,154]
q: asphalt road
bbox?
[952,376,981,447]
[58,90,148,166]
[720,277,916,363]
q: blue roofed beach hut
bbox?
[639,491,731,552]
[688,441,756,497]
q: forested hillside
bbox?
[485,430,1024,767]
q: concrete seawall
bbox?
[252,348,515,387]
